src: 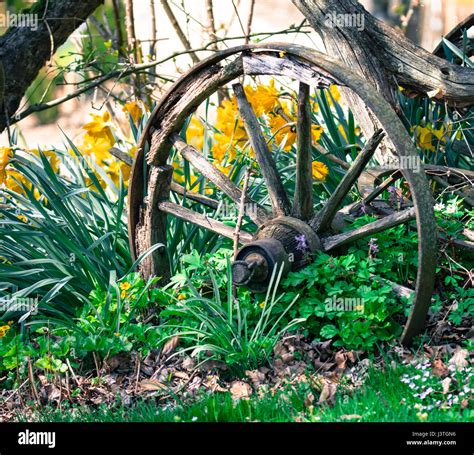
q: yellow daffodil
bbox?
[268,110,296,151]
[328,85,341,105]
[0,146,12,185]
[186,116,205,150]
[0,324,10,338]
[29,149,60,173]
[251,80,280,115]
[122,101,142,124]
[4,170,28,194]
[311,125,323,144]
[312,161,329,182]
[215,164,233,176]
[416,126,435,152]
[83,111,115,151]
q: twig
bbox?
[112,0,124,52]
[109,147,134,166]
[205,0,218,50]
[149,0,158,61]
[233,167,251,258]
[160,0,199,64]
[125,0,143,96]
[5,379,28,403]
[245,0,256,44]
[125,0,141,64]
[10,26,311,125]
[66,358,82,390]
[27,357,41,405]
[135,353,141,394]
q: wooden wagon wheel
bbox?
[128,43,437,345]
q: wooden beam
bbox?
[322,207,415,251]
[158,200,253,244]
[233,82,291,217]
[292,82,314,221]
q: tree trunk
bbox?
[292,0,474,143]
[0,0,104,133]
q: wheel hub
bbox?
[232,216,321,291]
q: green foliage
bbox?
[161,258,304,376]
[279,252,406,349]
[0,146,131,319]
[21,364,474,423]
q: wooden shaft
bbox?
[172,133,269,225]
[158,200,253,244]
[322,207,415,251]
[292,82,314,221]
[311,129,385,232]
[233,82,291,217]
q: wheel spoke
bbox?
[233,82,291,217]
[322,207,415,251]
[158,200,253,244]
[371,274,415,299]
[311,129,385,232]
[170,181,219,209]
[350,170,402,214]
[172,134,270,225]
[292,82,314,220]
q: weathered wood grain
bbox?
[312,129,385,232]
[136,165,173,283]
[322,207,416,251]
[158,201,253,244]
[172,134,270,225]
[243,53,335,88]
[292,82,314,221]
[233,82,291,217]
[170,181,219,210]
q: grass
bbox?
[20,366,473,423]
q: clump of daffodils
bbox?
[183,80,332,182]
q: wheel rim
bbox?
[128,43,437,345]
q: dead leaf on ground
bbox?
[245,369,266,388]
[441,377,451,394]
[432,359,449,377]
[140,379,168,392]
[335,351,347,371]
[230,381,252,399]
[449,348,469,371]
[304,392,314,408]
[162,336,180,357]
[317,380,337,405]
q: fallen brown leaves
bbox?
[0,333,369,422]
